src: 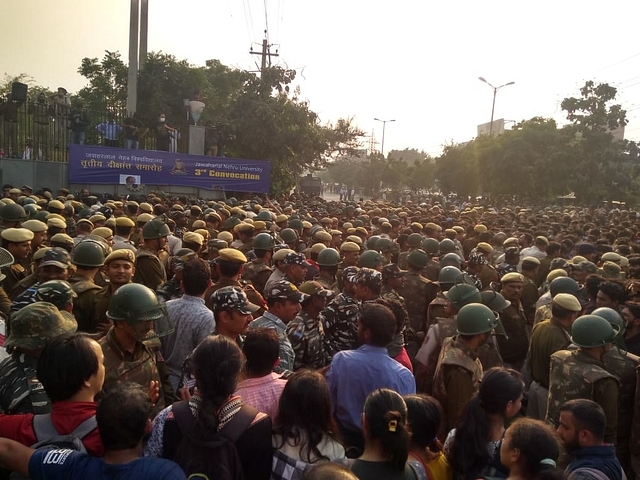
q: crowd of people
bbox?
[0,185,636,480]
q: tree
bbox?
[77,51,128,113]
[74,51,363,195]
[561,81,631,203]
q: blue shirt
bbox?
[249,311,295,373]
[95,121,122,140]
[28,449,186,480]
[326,344,416,432]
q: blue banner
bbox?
[68,145,271,193]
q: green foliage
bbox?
[433,81,639,204]
[71,51,363,196]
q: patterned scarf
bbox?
[188,394,243,431]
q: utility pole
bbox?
[127,0,139,115]
[250,31,279,74]
[139,0,149,69]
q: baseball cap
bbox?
[266,280,309,303]
[298,281,333,298]
[342,266,359,282]
[381,264,405,279]
[39,247,72,269]
[283,252,311,267]
[353,267,383,290]
[211,286,260,314]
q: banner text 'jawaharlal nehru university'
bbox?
[68,145,271,193]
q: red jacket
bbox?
[0,401,103,456]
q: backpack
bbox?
[10,413,97,480]
[171,400,257,480]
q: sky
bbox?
[3,0,640,157]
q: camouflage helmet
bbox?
[72,239,106,267]
[438,266,463,285]
[36,280,77,309]
[4,301,77,351]
[142,220,171,240]
[253,232,276,250]
[571,314,619,348]
[439,238,457,254]
[439,252,462,268]
[376,238,394,254]
[456,303,500,336]
[407,249,429,269]
[445,284,482,309]
[0,204,28,222]
[106,283,173,339]
[280,228,298,244]
[422,238,440,255]
[358,250,382,269]
[317,248,341,267]
[480,290,511,312]
[407,233,423,248]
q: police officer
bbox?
[93,249,137,332]
[320,266,360,358]
[10,247,72,314]
[433,303,497,431]
[204,248,265,313]
[36,280,77,316]
[211,285,260,344]
[594,307,640,477]
[69,239,106,332]
[1,228,33,294]
[99,283,175,416]
[546,314,620,444]
[396,249,439,359]
[496,272,529,371]
[132,219,170,291]
[112,216,137,253]
[380,264,406,309]
[526,293,582,420]
[286,280,333,370]
[314,248,341,295]
[242,232,274,295]
[0,302,77,414]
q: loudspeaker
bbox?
[11,82,27,103]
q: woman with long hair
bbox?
[272,370,346,480]
[500,418,562,480]
[405,394,452,480]
[445,367,524,480]
[352,388,416,480]
[144,335,273,480]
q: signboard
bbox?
[69,145,270,193]
[477,118,505,137]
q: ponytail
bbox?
[363,389,410,472]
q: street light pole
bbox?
[373,118,395,156]
[478,77,514,136]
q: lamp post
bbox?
[478,77,514,136]
[373,118,395,156]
